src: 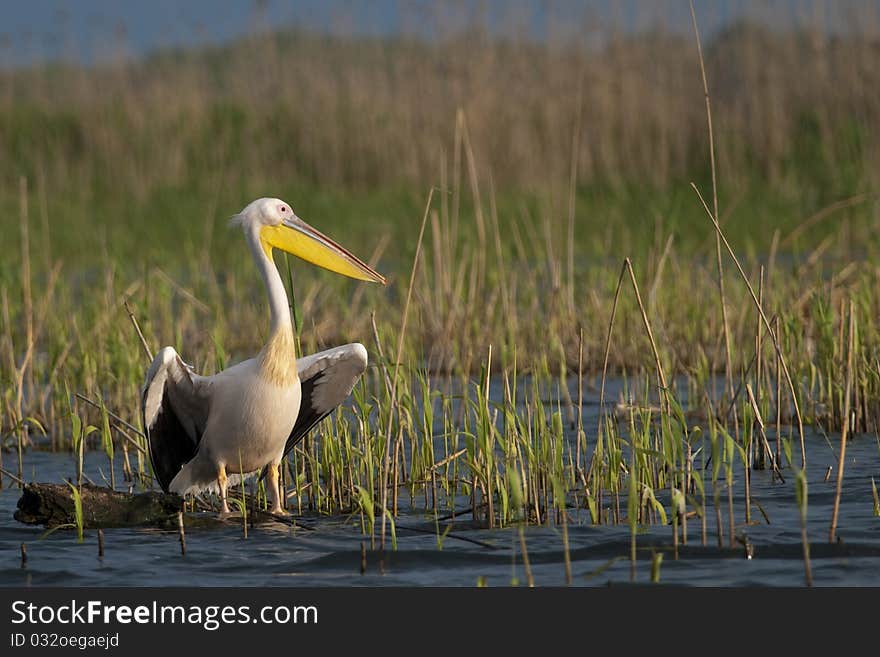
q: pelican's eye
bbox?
[278,205,288,214]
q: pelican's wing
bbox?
[283,342,369,455]
[142,347,212,492]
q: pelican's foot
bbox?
[219,502,232,518]
[269,506,288,517]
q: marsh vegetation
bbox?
[1,5,879,585]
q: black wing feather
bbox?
[283,369,329,456]
[144,381,202,492]
[141,348,209,493]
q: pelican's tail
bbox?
[168,457,218,496]
[168,459,258,496]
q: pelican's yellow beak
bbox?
[260,216,386,285]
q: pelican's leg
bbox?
[267,461,286,515]
[218,463,231,515]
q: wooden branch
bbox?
[15,483,183,529]
[14,483,301,530]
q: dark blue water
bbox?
[2,378,879,587]
[3,440,879,586]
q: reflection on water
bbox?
[2,378,879,587]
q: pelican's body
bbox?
[202,357,298,472]
[142,198,384,514]
[163,350,301,491]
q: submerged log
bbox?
[14,483,184,529]
[14,482,298,530]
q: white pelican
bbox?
[141,198,385,514]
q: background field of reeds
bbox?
[1,5,879,562]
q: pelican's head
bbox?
[232,197,386,284]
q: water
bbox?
[2,378,879,587]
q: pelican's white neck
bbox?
[245,224,299,386]
[245,224,293,338]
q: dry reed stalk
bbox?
[690,0,736,433]
[566,78,584,316]
[19,177,33,403]
[781,193,870,248]
[30,260,61,345]
[829,300,855,542]
[767,228,780,284]
[369,311,394,397]
[691,183,807,468]
[349,234,391,320]
[430,448,466,473]
[484,343,494,529]
[575,327,584,473]
[1,288,15,390]
[177,511,187,556]
[591,260,628,476]
[123,299,154,362]
[152,268,211,313]
[647,234,674,310]
[379,189,434,551]
[36,167,51,281]
[459,112,487,288]
[727,450,735,549]
[625,259,669,401]
[0,466,26,486]
[74,394,146,450]
[755,267,765,468]
[683,445,691,546]
[487,172,512,329]
[14,177,35,487]
[438,150,450,297]
[711,424,724,547]
[557,341,576,429]
[775,315,783,468]
[745,383,784,483]
[451,109,463,251]
[701,455,708,546]
[121,441,132,483]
